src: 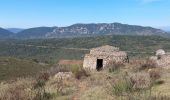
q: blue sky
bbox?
[0,0,170,28]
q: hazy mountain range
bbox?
[159,26,170,32]
[0,23,169,39]
[0,27,14,38]
[7,28,24,33]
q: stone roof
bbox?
[89,45,127,57]
[90,45,119,53]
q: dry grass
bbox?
[1,58,170,100]
[0,78,36,100]
[127,59,157,74]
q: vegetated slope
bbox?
[0,57,49,81]
[1,35,170,64]
[0,27,14,38]
[13,23,167,39]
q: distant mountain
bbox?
[14,23,167,39]
[0,27,14,39]
[15,27,57,39]
[46,23,167,38]
[7,28,24,33]
[159,26,170,32]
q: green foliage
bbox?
[1,35,170,80]
[0,57,49,81]
[1,35,170,64]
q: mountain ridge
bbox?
[0,23,168,39]
[15,27,57,39]
[16,23,167,39]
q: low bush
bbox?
[148,69,161,81]
[148,69,162,86]
[74,68,90,80]
[112,77,133,96]
[0,78,35,100]
[109,72,154,99]
[130,72,151,90]
[33,72,51,100]
[107,62,125,73]
[140,59,157,70]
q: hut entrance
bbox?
[96,59,103,71]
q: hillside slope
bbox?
[1,35,170,64]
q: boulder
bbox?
[54,72,73,79]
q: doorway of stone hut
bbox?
[96,59,103,71]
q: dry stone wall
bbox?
[83,45,127,70]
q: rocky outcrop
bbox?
[150,49,170,68]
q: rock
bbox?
[149,56,158,61]
[156,49,165,56]
[54,72,73,79]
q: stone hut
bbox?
[150,49,170,68]
[83,45,128,71]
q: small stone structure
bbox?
[83,45,128,71]
[150,49,170,68]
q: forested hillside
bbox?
[1,35,170,63]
